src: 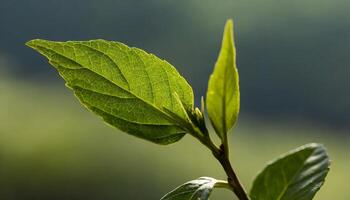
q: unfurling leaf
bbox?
[161,177,223,200]
[206,19,240,139]
[250,143,330,200]
[26,39,194,145]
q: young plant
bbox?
[26,19,330,200]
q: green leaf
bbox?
[26,39,194,145]
[161,177,226,200]
[250,143,330,200]
[206,19,239,139]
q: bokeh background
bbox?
[1,0,349,199]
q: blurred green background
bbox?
[0,0,349,199]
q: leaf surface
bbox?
[206,19,240,139]
[250,143,330,200]
[161,177,221,200]
[26,39,194,144]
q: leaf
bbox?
[206,19,239,139]
[161,177,223,200]
[250,143,330,200]
[26,39,194,145]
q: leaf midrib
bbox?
[276,148,316,200]
[77,41,130,88]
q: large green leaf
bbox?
[250,143,330,200]
[206,19,240,139]
[161,177,225,200]
[26,39,194,145]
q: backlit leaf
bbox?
[26,39,194,145]
[206,19,240,139]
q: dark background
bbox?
[0,0,349,199]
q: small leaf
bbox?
[206,19,240,139]
[161,177,222,200]
[26,39,194,145]
[250,143,330,200]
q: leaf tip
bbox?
[225,19,234,32]
[223,19,235,43]
[25,39,49,49]
[25,39,38,48]
[225,18,234,28]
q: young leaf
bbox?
[161,177,225,200]
[250,143,330,200]
[206,19,239,139]
[26,39,194,145]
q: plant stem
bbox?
[193,131,249,200]
[214,145,249,200]
[188,116,249,200]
